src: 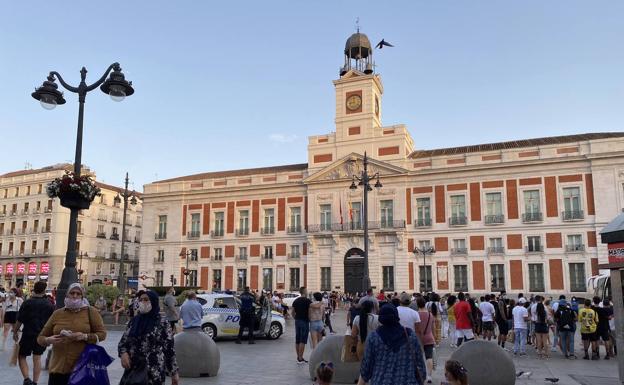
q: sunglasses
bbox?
[319,362,334,370]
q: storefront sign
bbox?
[608,242,624,263]
[28,262,37,274]
[40,262,49,274]
[39,275,48,280]
[16,262,25,275]
[27,275,37,280]
[6,263,13,275]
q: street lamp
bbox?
[32,63,134,308]
[115,172,138,294]
[77,252,88,284]
[349,152,382,293]
[413,245,435,293]
[179,249,195,286]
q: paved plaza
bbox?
[0,309,618,385]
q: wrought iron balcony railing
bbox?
[449,215,468,226]
[562,210,584,221]
[484,215,505,225]
[415,217,432,228]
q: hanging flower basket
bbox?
[47,171,101,210]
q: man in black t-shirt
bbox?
[592,296,611,359]
[291,287,312,364]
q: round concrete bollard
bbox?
[449,340,515,385]
[174,328,220,377]
[309,335,360,384]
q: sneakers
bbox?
[23,379,36,385]
[296,358,308,364]
[426,376,432,383]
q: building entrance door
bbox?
[344,248,365,294]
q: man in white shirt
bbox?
[479,294,496,341]
[397,293,420,331]
[512,298,529,355]
[358,289,380,314]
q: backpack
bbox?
[557,305,574,330]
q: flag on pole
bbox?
[348,200,353,222]
[339,200,344,225]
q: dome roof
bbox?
[344,32,372,59]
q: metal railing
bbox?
[261,227,275,235]
[41,227,52,233]
[525,245,544,253]
[30,227,39,234]
[288,253,301,259]
[484,215,505,225]
[235,255,248,261]
[153,257,165,263]
[212,255,223,261]
[451,247,468,255]
[44,207,53,213]
[110,253,118,260]
[111,218,121,224]
[110,233,119,240]
[565,244,585,252]
[415,217,432,227]
[21,209,29,215]
[308,221,405,233]
[263,254,274,259]
[235,228,249,236]
[98,216,107,221]
[562,210,584,221]
[522,212,543,223]
[187,230,200,239]
[287,225,302,234]
[210,229,224,237]
[9,211,17,216]
[487,247,505,254]
[155,232,167,240]
[449,215,468,226]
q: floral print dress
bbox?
[118,317,178,385]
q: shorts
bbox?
[497,320,509,335]
[455,329,475,340]
[581,332,598,342]
[423,344,434,359]
[534,323,549,334]
[295,319,309,344]
[482,321,494,331]
[3,311,17,324]
[596,329,610,342]
[310,320,324,333]
[19,336,46,356]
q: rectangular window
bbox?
[238,210,249,235]
[416,198,431,226]
[237,269,247,291]
[264,246,273,259]
[350,202,362,230]
[43,240,49,253]
[382,266,394,291]
[289,268,300,291]
[156,250,165,262]
[563,187,581,212]
[190,248,198,261]
[38,184,42,194]
[569,263,586,292]
[485,192,502,215]
[213,269,222,290]
[213,248,223,260]
[454,265,468,292]
[289,207,301,232]
[158,215,167,238]
[419,265,432,292]
[527,236,542,252]
[263,268,273,291]
[110,263,116,275]
[567,234,584,251]
[380,200,393,228]
[263,208,275,234]
[490,264,505,292]
[320,204,332,231]
[528,264,544,292]
[488,237,504,254]
[450,195,466,224]
[95,262,103,276]
[320,267,331,291]
[214,212,224,236]
[523,190,541,216]
[190,213,201,236]
[8,242,14,255]
[419,240,432,249]
[290,245,300,258]
[451,239,466,254]
[238,247,247,260]
[188,270,198,287]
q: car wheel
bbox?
[202,323,217,340]
[266,322,282,340]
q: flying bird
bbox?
[375,39,394,49]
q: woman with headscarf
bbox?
[118,290,179,385]
[351,300,379,360]
[358,304,427,385]
[37,283,106,385]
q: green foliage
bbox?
[86,284,121,307]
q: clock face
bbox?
[346,94,362,111]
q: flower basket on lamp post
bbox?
[47,171,101,210]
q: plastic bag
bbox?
[68,344,115,385]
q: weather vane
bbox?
[356,17,360,32]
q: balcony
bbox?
[110,233,120,241]
[263,254,273,260]
[525,245,544,253]
[9,211,17,217]
[487,247,505,255]
[212,255,223,262]
[111,218,121,224]
[562,210,584,221]
[484,215,505,225]
[155,232,167,240]
[30,227,39,234]
[235,255,248,261]
[97,216,107,222]
[41,227,51,233]
[6,229,15,236]
[261,227,275,235]
[21,209,29,215]
[210,229,224,238]
[449,215,468,226]
[187,230,200,239]
[287,225,302,234]
[522,212,543,223]
[135,222,142,228]
[378,220,406,230]
[153,257,165,264]
[44,207,53,213]
[451,247,468,255]
[110,252,118,260]
[18,228,27,235]
[288,253,301,260]
[415,217,432,228]
[235,228,249,237]
[96,231,107,239]
[565,244,585,253]
[43,249,49,254]
[0,212,5,218]
[134,237,140,243]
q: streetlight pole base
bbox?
[56,263,78,309]
[362,275,371,293]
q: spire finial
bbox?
[356,17,360,33]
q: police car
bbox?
[197,293,285,340]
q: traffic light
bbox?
[170,274,175,285]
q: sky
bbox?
[1,1,623,191]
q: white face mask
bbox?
[138,302,152,314]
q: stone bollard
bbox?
[174,328,220,377]
[309,335,360,384]
[449,340,515,385]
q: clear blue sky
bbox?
[1,1,622,190]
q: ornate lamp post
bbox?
[178,249,195,286]
[32,63,134,307]
[114,172,138,294]
[349,152,382,293]
[77,252,88,284]
[413,245,436,293]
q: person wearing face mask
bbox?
[3,288,24,351]
[118,290,179,385]
[37,283,106,385]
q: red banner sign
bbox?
[40,262,49,274]
[608,242,624,263]
[28,262,37,274]
[6,263,13,274]
[16,262,25,274]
